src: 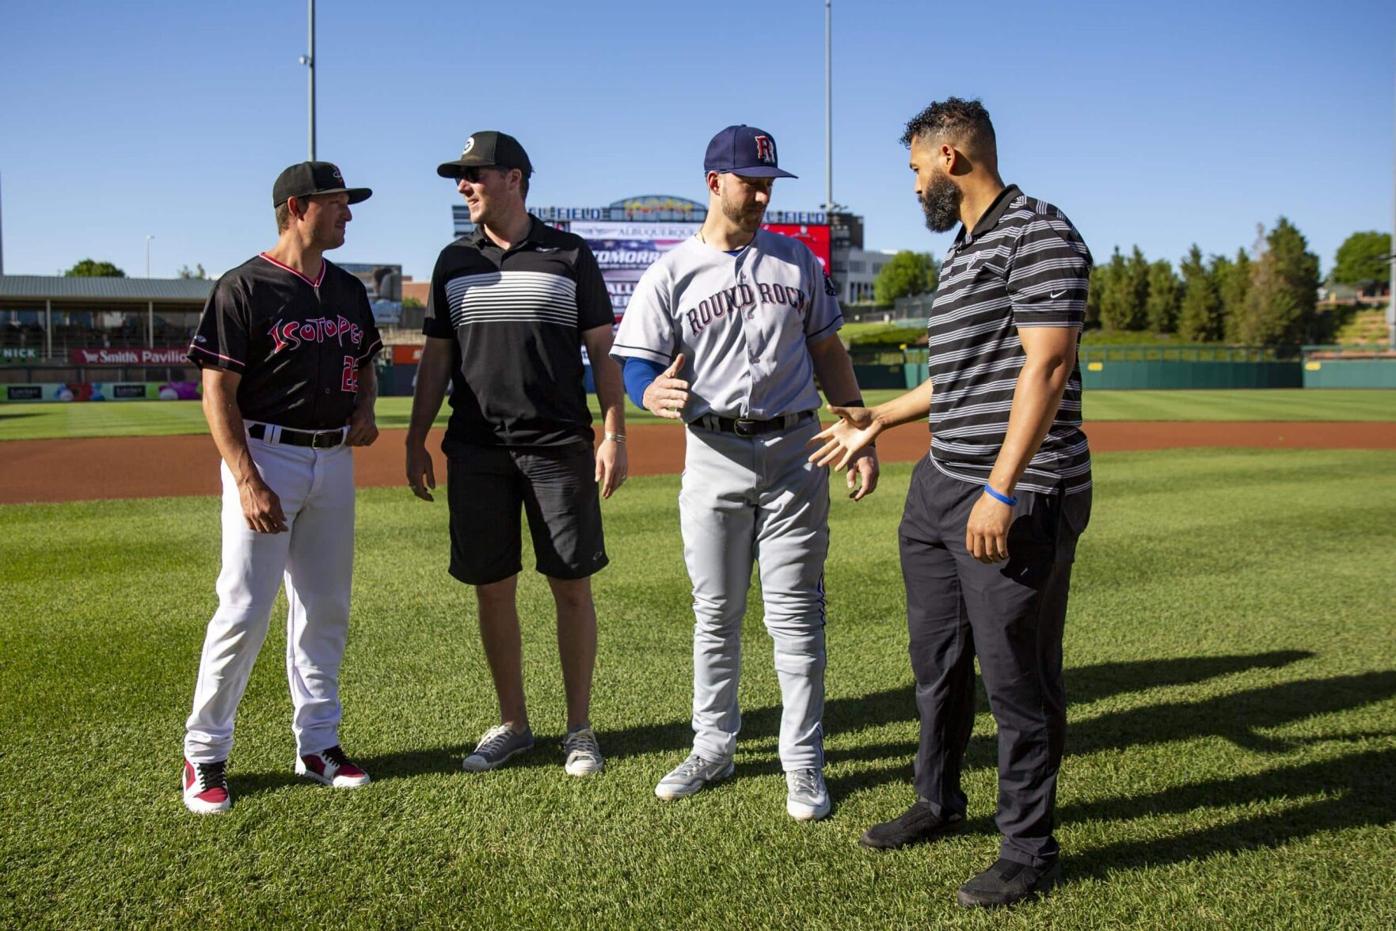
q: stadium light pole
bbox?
[299,0,316,161]
[823,0,836,213]
[145,235,154,278]
[1389,47,1395,349]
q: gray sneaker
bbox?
[562,727,604,777]
[655,751,735,800]
[462,724,534,772]
[786,768,830,821]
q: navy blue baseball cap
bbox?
[703,125,797,178]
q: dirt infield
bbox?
[3,420,1394,505]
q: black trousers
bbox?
[898,457,1091,867]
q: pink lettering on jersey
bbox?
[267,316,366,354]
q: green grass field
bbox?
[3,449,1394,928]
[0,389,1392,441]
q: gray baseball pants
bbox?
[679,419,829,771]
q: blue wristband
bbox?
[983,484,1018,507]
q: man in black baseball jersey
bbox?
[810,99,1092,907]
[406,131,626,777]
[181,161,382,814]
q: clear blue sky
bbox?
[1,0,1391,282]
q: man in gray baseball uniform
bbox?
[612,124,878,821]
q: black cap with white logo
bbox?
[272,161,372,207]
[437,131,534,178]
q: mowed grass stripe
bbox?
[1,388,1394,441]
[2,449,1394,928]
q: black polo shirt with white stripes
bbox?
[424,216,613,450]
[925,185,1093,495]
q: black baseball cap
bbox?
[437,131,534,178]
[272,161,372,207]
[704,125,797,178]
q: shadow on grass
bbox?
[603,650,1315,769]
[827,667,1396,801]
[1063,743,1396,882]
[234,743,564,799]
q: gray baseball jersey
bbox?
[611,230,843,420]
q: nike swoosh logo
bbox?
[536,246,560,253]
[1049,290,1067,299]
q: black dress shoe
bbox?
[859,799,965,849]
[956,857,1061,908]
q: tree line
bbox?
[872,224,1389,346]
[1090,222,1387,345]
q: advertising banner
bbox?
[0,381,202,403]
[761,223,832,273]
[572,221,701,318]
[69,347,189,366]
[1,347,41,363]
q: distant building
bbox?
[841,247,897,304]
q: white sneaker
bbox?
[786,768,830,821]
[562,727,605,776]
[655,752,735,800]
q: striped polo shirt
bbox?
[926,185,1093,495]
[424,216,614,450]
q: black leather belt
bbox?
[694,410,815,437]
[248,423,344,448]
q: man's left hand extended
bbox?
[345,406,378,447]
[966,491,1013,563]
[845,448,879,501]
[595,437,628,499]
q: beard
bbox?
[721,194,765,232]
[919,172,962,233]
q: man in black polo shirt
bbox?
[181,161,382,814]
[810,98,1092,907]
[406,131,626,778]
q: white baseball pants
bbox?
[679,419,829,771]
[184,430,356,763]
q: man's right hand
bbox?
[808,405,882,470]
[642,352,689,420]
[406,440,437,502]
[238,476,287,533]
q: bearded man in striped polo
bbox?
[809,97,1093,909]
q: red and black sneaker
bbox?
[296,745,371,788]
[182,758,231,814]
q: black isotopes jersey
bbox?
[188,254,383,430]
[424,216,613,450]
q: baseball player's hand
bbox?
[808,405,881,470]
[405,441,436,502]
[595,437,628,499]
[345,406,378,447]
[239,477,287,533]
[966,492,1012,563]
[845,448,880,501]
[642,353,689,420]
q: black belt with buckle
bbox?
[248,423,344,448]
[694,410,815,437]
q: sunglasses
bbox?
[459,166,503,183]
